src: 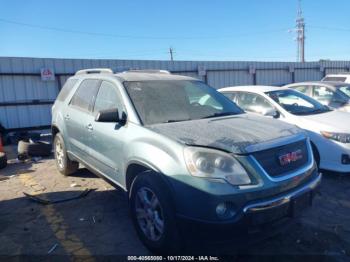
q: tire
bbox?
[17,140,30,156]
[18,140,52,157]
[0,152,7,169]
[54,133,79,176]
[17,153,27,161]
[129,171,181,254]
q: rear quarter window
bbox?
[56,79,78,102]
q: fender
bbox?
[125,158,176,189]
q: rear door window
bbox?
[313,86,346,106]
[70,79,100,112]
[312,86,338,105]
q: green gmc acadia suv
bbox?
[52,68,321,253]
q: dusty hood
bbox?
[147,114,303,154]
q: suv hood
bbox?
[148,114,303,154]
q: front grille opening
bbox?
[252,140,309,177]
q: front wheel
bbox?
[54,133,79,176]
[129,172,181,254]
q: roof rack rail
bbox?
[125,69,171,74]
[75,68,113,75]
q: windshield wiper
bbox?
[165,118,191,123]
[201,112,238,119]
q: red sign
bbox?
[41,68,55,81]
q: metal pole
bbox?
[301,24,305,62]
[296,0,305,62]
[169,47,174,61]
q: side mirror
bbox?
[95,108,127,124]
[264,108,280,119]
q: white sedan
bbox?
[218,85,350,174]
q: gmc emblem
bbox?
[278,149,303,166]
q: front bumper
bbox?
[243,171,320,214]
[309,132,350,173]
[319,141,350,173]
[176,172,321,239]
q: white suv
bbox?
[322,73,350,83]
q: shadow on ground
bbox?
[0,165,349,260]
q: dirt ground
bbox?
[0,145,349,261]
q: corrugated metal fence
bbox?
[1,57,350,130]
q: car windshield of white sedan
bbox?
[125,80,244,125]
[266,89,332,116]
[339,86,350,97]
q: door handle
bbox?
[64,114,70,120]
[86,124,93,131]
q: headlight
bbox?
[184,147,251,185]
[321,131,350,143]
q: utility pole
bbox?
[296,0,305,62]
[169,47,174,61]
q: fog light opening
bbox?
[216,202,235,219]
[341,154,350,165]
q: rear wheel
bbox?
[54,133,78,176]
[129,171,181,254]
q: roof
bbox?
[285,81,350,88]
[71,68,197,82]
[114,71,196,82]
[218,85,288,93]
[321,81,350,86]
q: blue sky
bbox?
[0,0,349,61]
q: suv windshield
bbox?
[266,89,332,116]
[124,80,243,125]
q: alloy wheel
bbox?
[55,139,64,169]
[135,187,165,241]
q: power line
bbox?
[72,49,168,58]
[308,25,350,32]
[0,17,289,40]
